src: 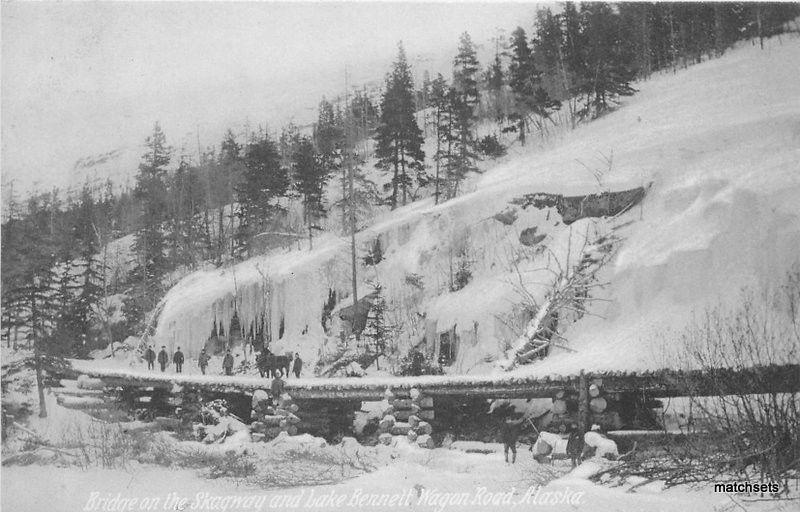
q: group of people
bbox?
[143,345,185,373]
[142,345,303,378]
[500,416,618,467]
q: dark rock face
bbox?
[519,227,547,246]
[511,184,650,225]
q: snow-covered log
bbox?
[77,375,105,390]
[260,415,285,427]
[55,395,108,409]
[589,397,607,413]
[52,387,104,398]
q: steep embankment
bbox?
[150,36,800,377]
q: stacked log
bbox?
[378,388,436,449]
[585,380,623,430]
[54,379,114,410]
[249,390,300,440]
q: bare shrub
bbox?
[667,267,800,491]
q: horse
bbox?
[257,351,291,378]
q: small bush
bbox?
[476,134,506,158]
[398,348,443,376]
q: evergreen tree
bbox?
[167,156,204,268]
[1,197,30,349]
[216,129,246,261]
[333,153,380,235]
[130,122,171,309]
[576,2,637,118]
[314,98,349,232]
[428,74,450,204]
[315,98,344,156]
[292,136,329,249]
[486,53,505,92]
[234,131,289,257]
[375,42,426,209]
[447,32,482,198]
[508,26,561,143]
[363,282,391,370]
[18,195,60,417]
[452,32,480,111]
[278,122,301,168]
[445,86,479,199]
[72,185,105,352]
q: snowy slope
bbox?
[149,36,800,377]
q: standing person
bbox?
[198,348,210,375]
[222,349,234,376]
[566,423,585,468]
[256,350,267,378]
[173,347,184,373]
[500,415,525,464]
[144,345,156,370]
[270,371,285,405]
[292,353,303,378]
[157,346,169,372]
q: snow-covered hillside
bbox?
[149,36,800,377]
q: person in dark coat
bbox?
[144,345,156,370]
[198,348,210,375]
[500,416,525,464]
[222,350,234,376]
[173,347,184,373]
[292,353,303,378]
[270,372,285,404]
[566,423,585,468]
[256,350,267,378]
[157,346,169,372]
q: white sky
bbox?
[1,1,541,195]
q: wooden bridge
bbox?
[65,360,799,400]
[57,361,798,442]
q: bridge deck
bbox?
[66,361,799,401]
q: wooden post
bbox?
[578,370,589,433]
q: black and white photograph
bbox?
[1,1,799,511]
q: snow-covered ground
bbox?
[3,448,793,512]
[3,372,794,512]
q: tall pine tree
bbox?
[234,131,289,257]
[375,42,426,209]
[130,122,171,311]
[292,136,329,250]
